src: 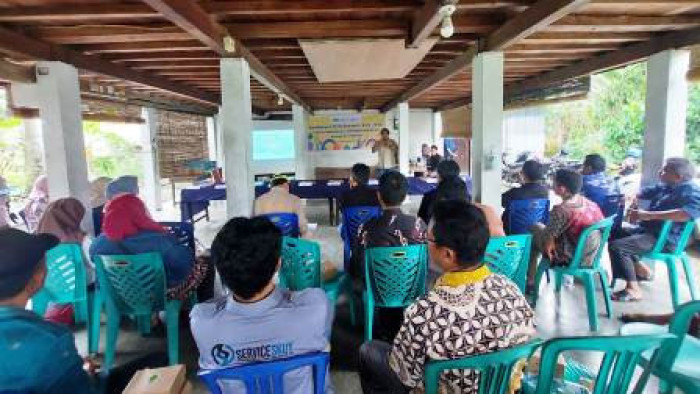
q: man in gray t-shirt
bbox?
[190,217,333,393]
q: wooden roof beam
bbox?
[140,0,310,110]
[0,24,218,107]
[408,0,459,48]
[506,26,700,96]
[381,0,587,111]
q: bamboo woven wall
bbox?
[156,110,208,180]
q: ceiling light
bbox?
[438,4,457,39]
[277,94,284,106]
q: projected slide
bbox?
[253,129,295,161]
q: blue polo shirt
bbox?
[0,306,94,393]
[582,172,620,207]
[190,287,333,393]
[639,181,700,244]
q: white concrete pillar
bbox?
[293,104,311,179]
[641,49,690,187]
[206,115,218,163]
[141,107,162,211]
[34,62,93,232]
[398,102,410,175]
[215,110,224,168]
[220,58,254,217]
[22,118,45,187]
[471,52,504,208]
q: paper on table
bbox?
[327,180,343,186]
[214,184,226,189]
[308,223,318,232]
[368,179,379,185]
[298,181,314,187]
[426,178,438,184]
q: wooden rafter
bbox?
[0,24,218,106]
[140,0,309,110]
[381,0,588,111]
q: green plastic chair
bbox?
[533,216,615,331]
[625,300,700,393]
[280,236,356,324]
[641,220,698,309]
[31,243,96,353]
[92,253,183,373]
[364,244,428,341]
[531,334,676,394]
[425,339,543,394]
[484,234,532,293]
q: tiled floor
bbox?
[74,197,698,393]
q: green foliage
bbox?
[545,62,699,166]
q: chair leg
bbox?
[73,299,88,324]
[532,261,549,306]
[665,257,681,309]
[364,292,373,341]
[598,270,614,319]
[344,278,357,326]
[583,273,599,331]
[89,290,102,355]
[680,255,698,301]
[165,301,181,365]
[103,305,121,373]
[555,271,563,293]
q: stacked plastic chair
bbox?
[263,212,300,237]
[341,205,381,271]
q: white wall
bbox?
[408,109,434,160]
[503,107,546,158]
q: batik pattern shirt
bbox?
[388,267,535,394]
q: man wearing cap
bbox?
[106,175,139,201]
[254,175,309,236]
[0,228,94,393]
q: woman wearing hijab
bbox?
[90,177,112,235]
[35,197,95,324]
[89,194,209,300]
[24,175,49,232]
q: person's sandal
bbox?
[611,289,642,302]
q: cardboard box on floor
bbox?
[123,364,192,394]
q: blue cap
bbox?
[106,176,139,200]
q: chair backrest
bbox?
[650,220,696,256]
[198,352,329,394]
[94,253,167,315]
[598,194,625,231]
[365,244,428,308]
[656,300,700,371]
[262,213,300,238]
[280,236,321,291]
[568,215,615,271]
[159,221,196,255]
[507,199,550,235]
[34,244,88,305]
[534,334,676,394]
[342,206,382,243]
[425,340,543,394]
[484,235,532,293]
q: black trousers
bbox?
[358,341,409,394]
[608,232,657,282]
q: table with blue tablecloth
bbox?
[179,176,471,224]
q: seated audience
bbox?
[581,153,620,206]
[419,161,504,236]
[36,198,95,324]
[501,160,549,231]
[254,175,308,236]
[90,176,112,235]
[90,193,210,300]
[0,176,10,230]
[24,175,49,232]
[190,217,332,393]
[609,157,700,302]
[339,163,380,211]
[529,169,604,292]
[0,228,95,393]
[426,145,442,174]
[351,171,426,341]
[359,200,535,393]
